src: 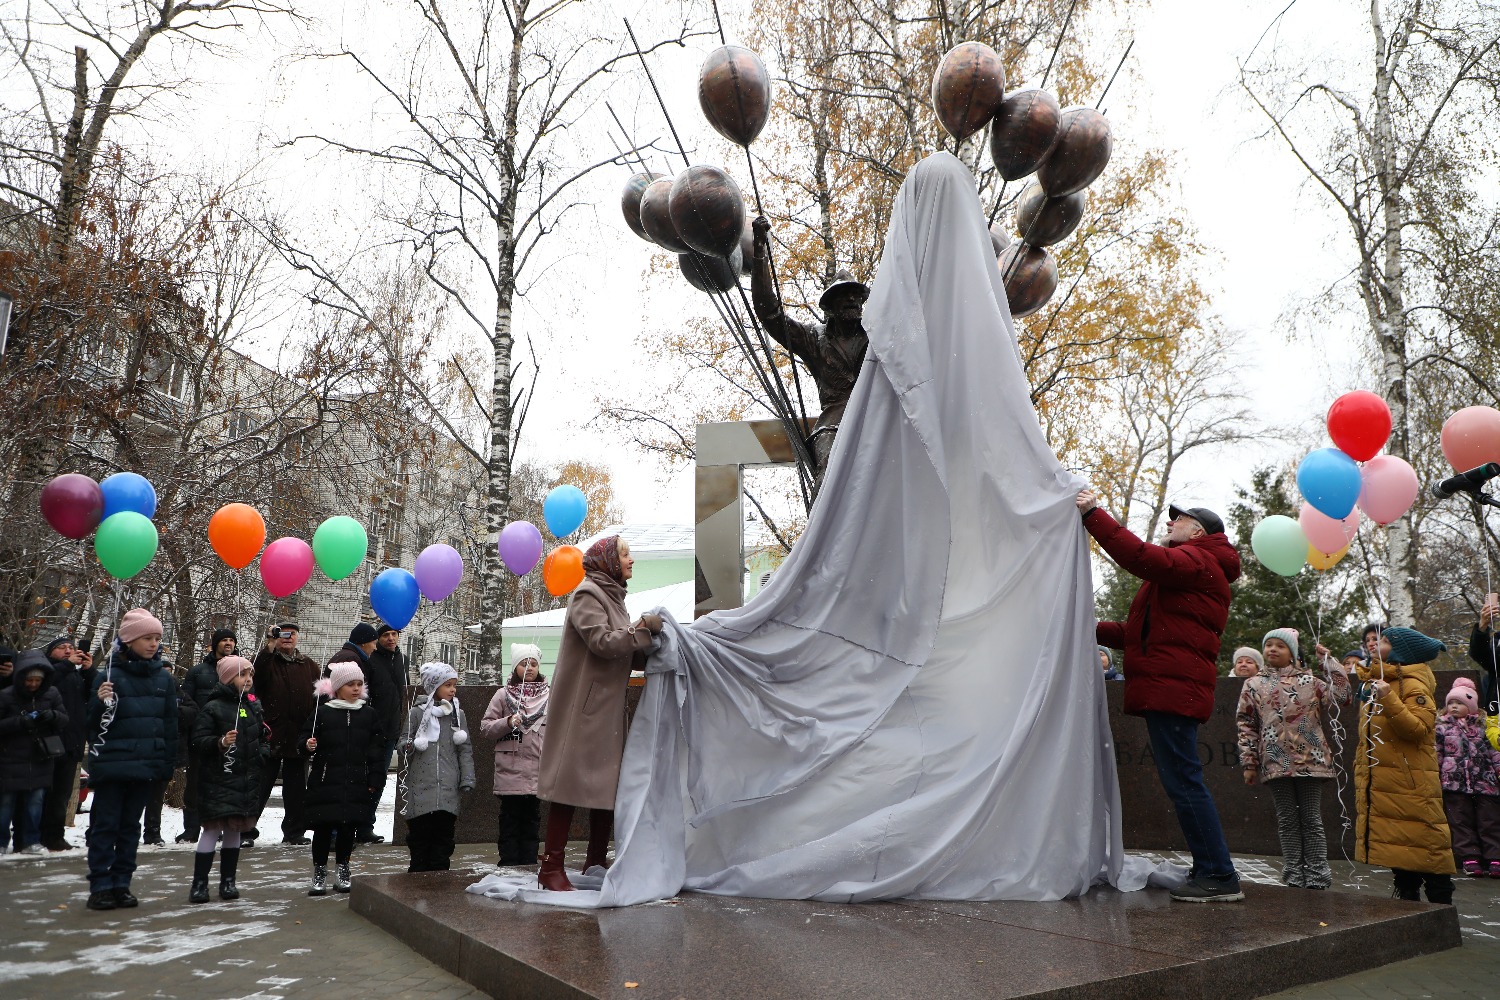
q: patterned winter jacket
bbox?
[1236,656,1352,781]
[1435,713,1500,796]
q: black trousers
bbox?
[1392,867,1455,904]
[406,811,457,872]
[497,794,541,864]
[311,824,356,867]
[142,780,167,841]
[256,756,308,839]
[39,758,79,844]
[181,756,201,839]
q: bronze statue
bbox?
[750,216,869,483]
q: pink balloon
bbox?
[1298,502,1360,555]
[1441,406,1500,472]
[260,536,314,599]
[1357,455,1419,526]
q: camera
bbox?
[277,630,293,639]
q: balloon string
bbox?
[91,580,125,760]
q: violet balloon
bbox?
[40,473,105,540]
[414,543,464,601]
[260,536,314,599]
[1298,502,1360,556]
[1357,455,1419,526]
[498,521,544,576]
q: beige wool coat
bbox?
[536,578,654,810]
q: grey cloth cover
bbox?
[471,152,1177,907]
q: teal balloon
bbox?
[312,516,369,581]
[543,485,588,538]
[1296,447,1362,519]
[94,512,159,580]
[1250,515,1308,577]
[370,568,420,630]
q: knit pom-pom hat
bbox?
[413,662,463,750]
[1382,626,1447,666]
[1263,628,1300,663]
[216,654,253,685]
[325,662,365,698]
[1447,677,1480,716]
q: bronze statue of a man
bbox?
[749,216,869,482]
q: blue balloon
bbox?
[543,485,588,538]
[369,568,420,630]
[1297,447,1362,519]
[99,472,157,520]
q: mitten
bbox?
[451,729,468,746]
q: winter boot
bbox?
[584,808,614,872]
[335,861,352,893]
[308,864,329,897]
[218,848,241,901]
[539,803,575,891]
[189,851,214,904]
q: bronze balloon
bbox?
[989,89,1061,181]
[680,246,744,294]
[622,171,663,242]
[989,221,1011,258]
[640,177,691,254]
[931,41,1006,142]
[669,165,746,260]
[999,243,1058,318]
[699,45,772,147]
[1036,107,1112,197]
[739,221,755,276]
[1014,182,1086,247]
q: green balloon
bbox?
[94,511,159,580]
[1250,515,1308,577]
[312,515,369,581]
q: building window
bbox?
[228,410,254,439]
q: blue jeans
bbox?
[1142,711,1237,881]
[0,788,46,850]
[86,782,151,892]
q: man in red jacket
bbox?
[1079,489,1244,903]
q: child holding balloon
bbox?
[299,663,386,895]
[1236,629,1349,889]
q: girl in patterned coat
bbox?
[1435,677,1500,877]
[1236,627,1351,888]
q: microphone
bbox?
[1431,463,1500,499]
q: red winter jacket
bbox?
[1084,508,1241,722]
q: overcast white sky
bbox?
[9,0,1388,531]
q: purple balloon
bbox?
[413,543,464,601]
[40,473,105,540]
[498,521,544,576]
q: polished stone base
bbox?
[351,871,1461,1000]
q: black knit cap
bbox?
[349,622,379,645]
[375,622,398,637]
[43,636,72,658]
[211,628,237,646]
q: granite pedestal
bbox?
[351,870,1460,1000]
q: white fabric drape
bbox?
[470,152,1175,908]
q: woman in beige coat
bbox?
[1355,626,1455,903]
[536,535,662,891]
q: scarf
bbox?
[582,534,627,603]
[505,678,550,730]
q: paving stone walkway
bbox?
[2,839,1493,998]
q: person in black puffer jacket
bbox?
[84,610,177,912]
[299,660,384,896]
[40,635,97,851]
[362,623,408,842]
[0,652,69,853]
[177,628,237,843]
[187,655,266,904]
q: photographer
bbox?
[0,651,68,854]
[251,623,319,846]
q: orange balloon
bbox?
[1307,543,1349,572]
[543,545,585,596]
[208,503,267,570]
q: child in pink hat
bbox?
[1436,677,1500,877]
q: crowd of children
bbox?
[0,607,552,909]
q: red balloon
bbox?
[40,474,105,540]
[1441,406,1500,472]
[1325,390,1391,462]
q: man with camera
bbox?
[252,623,319,846]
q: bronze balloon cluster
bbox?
[932,41,1114,318]
[620,45,769,292]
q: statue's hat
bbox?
[819,269,869,310]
